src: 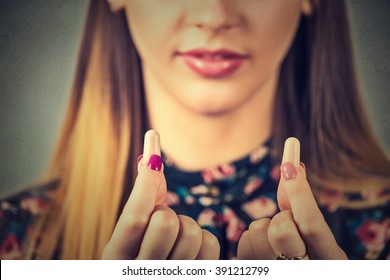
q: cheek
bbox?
[126,19,163,60]
[249,2,303,66]
[125,4,180,61]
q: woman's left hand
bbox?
[237,138,348,260]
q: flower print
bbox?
[165,191,180,206]
[201,163,236,184]
[0,234,23,260]
[190,185,209,195]
[242,196,278,219]
[243,176,263,195]
[190,185,221,198]
[356,219,390,258]
[199,197,217,207]
[316,189,345,212]
[20,197,49,215]
[197,209,217,227]
[184,196,195,205]
[209,186,220,197]
[1,201,17,213]
[201,170,213,184]
[270,165,281,182]
[223,207,246,242]
[177,186,195,205]
[249,146,269,164]
[361,190,386,202]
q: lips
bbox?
[178,49,248,78]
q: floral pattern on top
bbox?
[0,181,57,259]
[1,142,390,259]
[163,141,390,260]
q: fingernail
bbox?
[142,130,161,165]
[148,154,162,171]
[137,154,143,163]
[282,137,300,167]
[281,162,297,180]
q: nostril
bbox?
[194,22,234,32]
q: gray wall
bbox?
[0,0,389,195]
[349,0,390,153]
[0,1,88,195]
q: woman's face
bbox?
[121,0,310,115]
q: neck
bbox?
[144,74,277,171]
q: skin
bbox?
[103,0,347,259]
[123,0,308,171]
[238,138,347,259]
[103,130,220,259]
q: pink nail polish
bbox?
[300,162,306,169]
[137,154,143,163]
[281,162,297,180]
[148,154,162,171]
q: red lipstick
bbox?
[178,49,248,78]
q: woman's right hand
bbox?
[102,130,220,259]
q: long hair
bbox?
[29,0,390,259]
[273,1,390,203]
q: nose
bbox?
[187,0,241,32]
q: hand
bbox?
[237,138,347,260]
[102,130,220,259]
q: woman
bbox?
[1,0,389,260]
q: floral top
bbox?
[1,142,390,259]
[163,141,390,260]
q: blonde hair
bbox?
[28,1,144,259]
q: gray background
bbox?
[0,0,389,195]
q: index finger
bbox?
[279,138,345,259]
[103,130,165,259]
[280,138,320,218]
[126,129,164,215]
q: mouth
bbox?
[177,49,248,78]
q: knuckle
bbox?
[122,214,150,235]
[153,204,172,212]
[271,210,293,225]
[338,250,348,260]
[249,218,271,233]
[240,230,249,241]
[150,207,179,231]
[136,170,162,188]
[268,216,296,244]
[202,230,220,250]
[268,225,289,244]
[178,215,202,240]
[297,219,323,241]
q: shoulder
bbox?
[0,180,59,259]
[1,180,59,217]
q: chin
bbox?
[195,107,234,117]
[183,95,241,116]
